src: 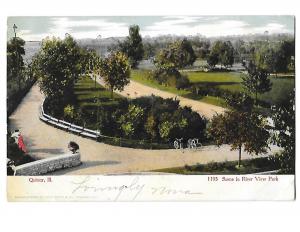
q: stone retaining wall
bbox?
[14,152,81,176]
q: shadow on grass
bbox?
[74,87,106,92]
[193,81,240,87]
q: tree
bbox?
[118,104,144,138]
[99,51,131,98]
[224,92,254,112]
[219,41,235,67]
[253,40,295,75]
[207,40,234,68]
[271,90,295,173]
[242,62,272,104]
[119,25,144,68]
[154,38,196,69]
[7,37,26,91]
[33,35,82,112]
[153,39,195,89]
[208,110,270,167]
[191,39,210,59]
[207,52,218,68]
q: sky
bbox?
[7,16,294,41]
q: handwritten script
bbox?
[71,176,202,201]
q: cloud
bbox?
[142,18,291,37]
[16,16,293,41]
[49,17,129,38]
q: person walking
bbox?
[11,129,27,153]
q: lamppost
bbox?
[13,24,20,90]
[13,24,17,38]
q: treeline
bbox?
[7,37,37,116]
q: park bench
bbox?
[43,113,52,119]
[68,125,83,134]
[71,124,84,130]
[83,128,100,135]
[47,119,61,127]
[59,120,72,127]
[80,131,99,139]
[56,122,69,130]
[39,114,49,122]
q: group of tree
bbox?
[7,36,37,116]
[270,90,295,173]
[190,38,210,59]
[252,40,295,75]
[32,35,131,115]
[207,40,234,68]
[152,38,196,89]
[7,37,26,91]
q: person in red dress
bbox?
[17,134,27,153]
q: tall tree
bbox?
[242,62,272,104]
[271,90,295,173]
[33,35,82,112]
[119,25,144,68]
[208,110,270,167]
[99,51,130,98]
[7,37,26,91]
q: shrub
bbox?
[152,67,190,89]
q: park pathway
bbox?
[95,75,225,119]
[8,84,279,175]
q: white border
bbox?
[0,0,299,232]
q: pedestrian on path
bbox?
[18,134,27,153]
[11,129,27,153]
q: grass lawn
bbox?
[73,75,124,130]
[131,69,295,107]
[74,75,123,108]
[152,157,279,175]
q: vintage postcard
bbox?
[6,16,295,201]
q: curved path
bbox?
[8,84,279,175]
[95,75,225,119]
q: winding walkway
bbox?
[95,75,225,119]
[8,84,279,175]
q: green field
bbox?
[131,69,295,107]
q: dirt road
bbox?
[95,75,225,119]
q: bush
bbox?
[7,78,36,117]
[176,75,190,89]
[192,85,232,99]
[152,68,190,89]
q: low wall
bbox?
[14,152,81,176]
